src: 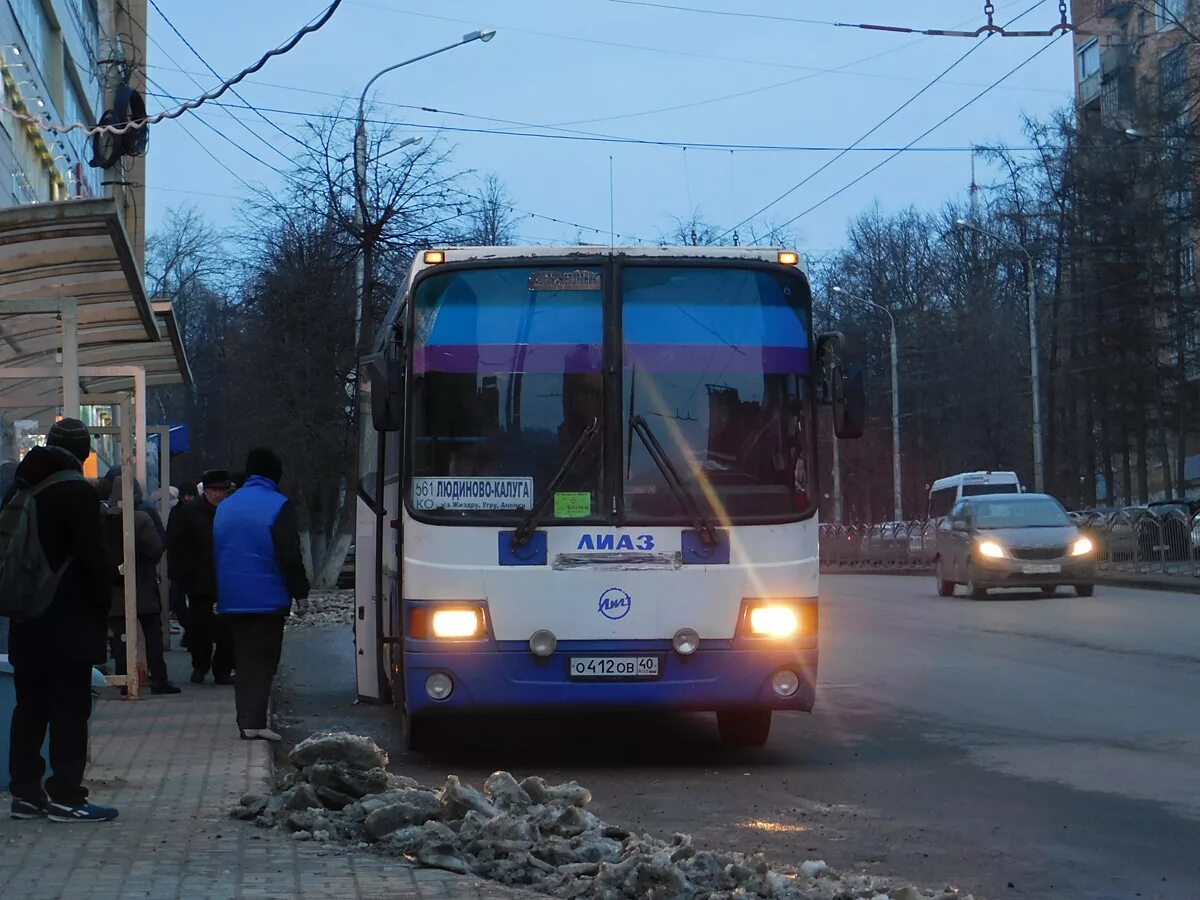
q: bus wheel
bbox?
[717,711,772,747]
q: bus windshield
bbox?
[623,266,813,523]
[410,266,603,520]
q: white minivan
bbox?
[927,471,1022,520]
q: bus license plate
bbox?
[568,656,659,680]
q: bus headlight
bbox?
[672,628,700,655]
[430,608,484,639]
[1071,536,1094,556]
[529,629,557,657]
[745,604,801,638]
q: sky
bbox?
[140,0,1078,256]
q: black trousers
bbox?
[108,613,169,684]
[189,595,234,680]
[8,660,93,805]
[230,614,286,730]
[169,581,190,641]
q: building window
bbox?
[1078,39,1101,80]
[10,0,53,80]
[1157,0,1188,30]
[1182,242,1196,288]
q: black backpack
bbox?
[0,470,86,622]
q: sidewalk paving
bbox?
[0,653,537,900]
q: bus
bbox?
[353,246,864,749]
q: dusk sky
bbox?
[141,0,1078,254]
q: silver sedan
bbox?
[934,493,1097,600]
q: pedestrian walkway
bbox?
[0,655,536,900]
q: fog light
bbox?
[672,628,700,655]
[529,629,557,657]
[425,673,453,700]
[771,670,800,697]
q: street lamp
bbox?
[832,286,902,521]
[955,218,1044,493]
[353,28,496,350]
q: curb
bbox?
[819,567,1200,595]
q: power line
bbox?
[145,77,287,177]
[2,0,345,138]
[145,91,1052,156]
[119,2,298,170]
[773,34,1067,231]
[605,0,841,28]
[719,0,1049,239]
[146,0,309,150]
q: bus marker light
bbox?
[772,670,800,697]
[423,250,446,265]
[777,251,799,266]
[426,673,453,700]
[672,628,700,655]
[430,608,483,639]
[747,605,801,638]
[529,629,557,657]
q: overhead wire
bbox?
[604,0,840,27]
[1,0,345,137]
[773,34,1068,231]
[145,91,1053,155]
[146,0,310,151]
[718,0,1049,239]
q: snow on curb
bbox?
[232,731,974,900]
[287,590,353,630]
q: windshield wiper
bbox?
[511,417,600,547]
[630,415,718,547]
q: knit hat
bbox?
[46,418,91,462]
[244,448,283,484]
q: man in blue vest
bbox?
[213,448,309,742]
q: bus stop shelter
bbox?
[0,199,192,698]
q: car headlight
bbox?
[977,540,1006,559]
[1071,536,1094,557]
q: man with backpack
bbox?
[103,476,180,696]
[0,419,119,822]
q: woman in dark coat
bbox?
[105,477,181,694]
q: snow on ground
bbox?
[287,591,353,630]
[233,731,974,900]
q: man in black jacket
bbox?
[167,469,234,685]
[6,419,119,822]
[165,482,197,649]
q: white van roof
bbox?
[930,471,1021,491]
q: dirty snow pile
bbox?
[232,732,973,900]
[287,591,354,630]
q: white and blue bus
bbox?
[354,246,863,749]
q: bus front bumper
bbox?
[402,643,818,717]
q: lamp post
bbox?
[832,286,902,521]
[353,29,496,351]
[955,218,1043,493]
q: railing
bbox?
[818,510,1200,577]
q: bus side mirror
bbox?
[816,332,865,439]
[366,355,404,433]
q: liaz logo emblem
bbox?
[597,587,632,621]
[577,534,655,551]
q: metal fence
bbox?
[818,510,1200,576]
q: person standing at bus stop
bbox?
[165,482,198,649]
[214,448,309,742]
[1,419,119,822]
[168,469,234,685]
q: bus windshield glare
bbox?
[408,262,813,524]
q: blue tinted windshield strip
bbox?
[624,303,808,348]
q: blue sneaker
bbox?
[46,801,119,823]
[10,796,50,819]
